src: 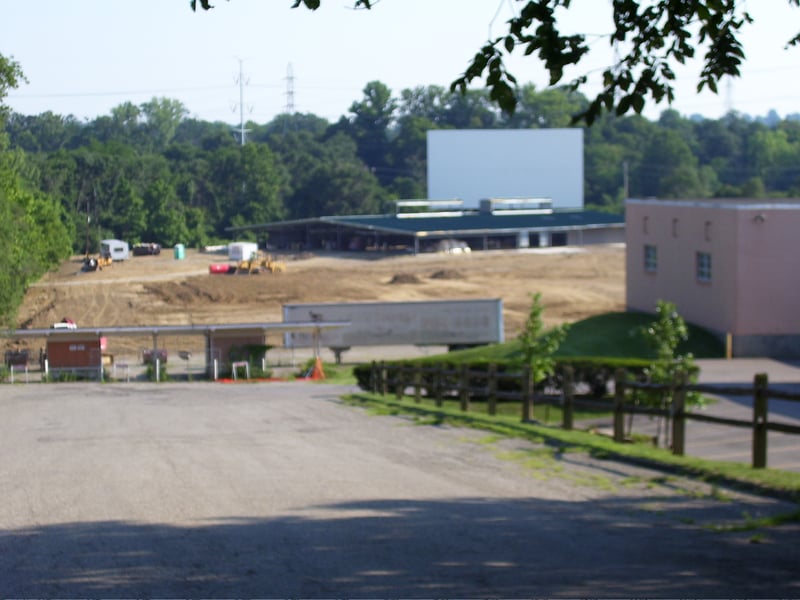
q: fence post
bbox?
[460,364,470,412]
[413,367,422,404]
[562,365,574,430]
[380,362,388,396]
[488,363,498,416]
[671,371,687,456]
[434,367,443,407]
[370,361,377,393]
[521,365,532,422]
[395,365,404,400]
[752,373,769,469]
[613,369,626,443]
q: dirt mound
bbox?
[429,269,465,280]
[388,273,423,285]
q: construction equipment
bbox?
[234,252,286,274]
[82,254,113,271]
[264,255,286,273]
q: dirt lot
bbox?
[9,244,625,357]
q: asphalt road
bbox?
[1,381,798,597]
[614,359,800,472]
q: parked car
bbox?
[434,239,472,254]
[51,318,77,330]
[132,242,161,256]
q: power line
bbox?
[8,85,232,99]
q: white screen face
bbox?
[427,129,584,208]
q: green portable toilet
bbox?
[173,243,185,260]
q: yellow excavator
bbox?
[235,252,285,274]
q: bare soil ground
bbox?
[9,245,625,356]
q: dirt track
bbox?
[11,245,625,356]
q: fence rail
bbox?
[366,362,800,469]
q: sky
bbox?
[2,0,799,126]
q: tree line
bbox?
[8,80,800,252]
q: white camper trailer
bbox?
[100,239,129,261]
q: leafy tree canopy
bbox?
[192,1,800,125]
[0,54,73,326]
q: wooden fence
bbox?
[366,362,800,469]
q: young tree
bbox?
[639,300,702,446]
[517,292,570,388]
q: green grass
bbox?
[402,395,612,425]
[343,392,800,502]
[304,361,357,385]
[705,509,800,532]
[439,311,725,363]
[557,311,725,358]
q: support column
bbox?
[539,231,551,247]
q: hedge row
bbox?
[354,356,664,400]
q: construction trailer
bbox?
[100,239,130,261]
[228,241,259,262]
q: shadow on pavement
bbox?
[2,495,798,597]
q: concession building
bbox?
[626,198,800,358]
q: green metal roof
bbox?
[321,210,624,237]
[229,209,624,237]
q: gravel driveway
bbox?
[0,381,798,597]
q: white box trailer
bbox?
[283,299,504,349]
[100,239,129,261]
[228,241,259,262]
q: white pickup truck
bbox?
[50,318,77,330]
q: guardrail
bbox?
[366,362,800,469]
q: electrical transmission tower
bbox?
[232,58,252,145]
[285,63,295,114]
[725,76,735,115]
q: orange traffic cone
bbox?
[310,357,325,380]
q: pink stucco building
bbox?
[626,198,800,358]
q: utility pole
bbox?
[623,160,629,199]
[233,58,251,145]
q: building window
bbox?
[644,244,657,272]
[704,220,712,242]
[643,216,649,234]
[696,252,712,282]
